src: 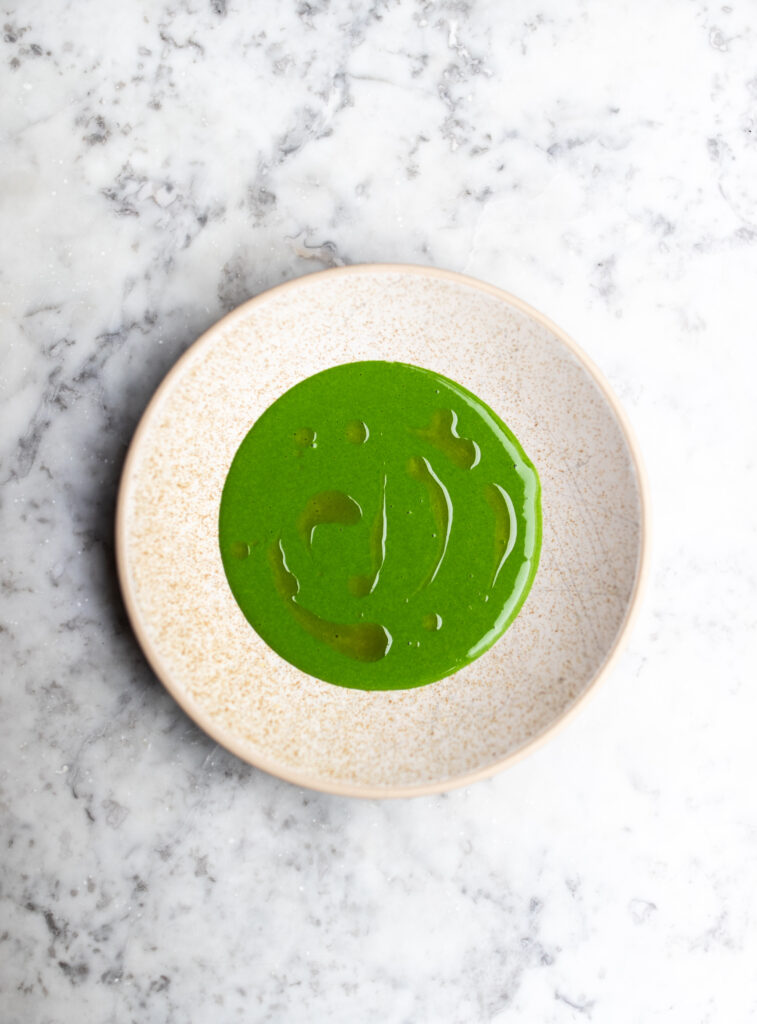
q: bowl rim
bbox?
[115,263,650,799]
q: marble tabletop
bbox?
[2,1,756,1021]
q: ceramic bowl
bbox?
[116,265,648,796]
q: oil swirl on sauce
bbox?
[412,408,480,470]
[406,455,453,591]
[349,472,387,598]
[298,490,362,550]
[484,482,517,589]
[269,537,391,662]
[346,419,370,444]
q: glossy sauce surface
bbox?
[219,361,541,690]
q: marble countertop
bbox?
[2,1,756,1020]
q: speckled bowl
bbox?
[116,265,648,797]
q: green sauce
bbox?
[219,361,541,690]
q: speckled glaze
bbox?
[116,265,647,796]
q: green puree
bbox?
[219,361,541,690]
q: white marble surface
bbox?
[1,0,756,1020]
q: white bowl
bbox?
[116,265,648,797]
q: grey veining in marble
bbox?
[1,1,756,1021]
